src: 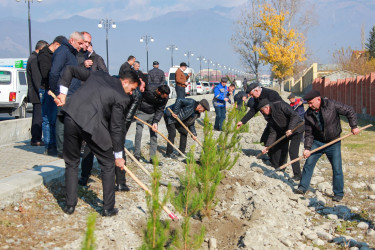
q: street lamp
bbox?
[205,59,212,82]
[98,18,116,69]
[16,0,43,56]
[184,51,194,67]
[140,35,154,72]
[214,63,220,81]
[196,56,205,80]
[166,45,178,67]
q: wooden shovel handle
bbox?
[275,124,373,171]
[133,116,186,158]
[123,164,178,221]
[167,108,203,147]
[256,121,305,158]
[48,90,57,99]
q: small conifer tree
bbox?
[236,103,250,133]
[82,212,97,250]
[366,25,375,59]
[141,156,172,250]
[172,146,205,249]
[195,113,224,217]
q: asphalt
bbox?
[0,93,215,208]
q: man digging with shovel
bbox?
[164,98,210,159]
[294,90,359,202]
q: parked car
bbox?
[196,82,205,95]
[201,81,210,94]
[167,66,197,96]
[0,66,28,118]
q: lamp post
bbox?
[98,18,116,69]
[16,0,43,56]
[196,56,205,80]
[205,59,212,82]
[140,35,154,72]
[166,44,178,67]
[184,51,194,67]
[214,63,220,81]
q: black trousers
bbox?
[64,115,116,210]
[268,131,303,176]
[31,103,42,143]
[175,85,186,99]
[165,116,188,155]
[81,129,127,186]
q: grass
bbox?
[336,221,359,234]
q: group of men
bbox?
[27,31,212,216]
[236,83,360,202]
[27,31,360,216]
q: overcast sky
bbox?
[0,0,246,22]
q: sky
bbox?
[0,0,246,22]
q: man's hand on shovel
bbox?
[115,158,125,171]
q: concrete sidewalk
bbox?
[0,94,214,208]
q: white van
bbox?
[167,66,197,97]
[0,58,29,118]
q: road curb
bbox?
[0,158,65,209]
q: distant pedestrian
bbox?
[148,61,165,85]
[37,35,65,155]
[119,55,136,75]
[213,77,235,131]
[295,90,359,202]
[175,62,191,99]
[49,32,84,157]
[288,93,306,119]
[27,40,48,146]
[242,78,248,91]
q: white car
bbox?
[196,82,205,95]
[202,82,210,94]
[0,66,29,118]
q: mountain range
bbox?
[0,1,374,75]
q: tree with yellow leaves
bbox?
[254,4,306,91]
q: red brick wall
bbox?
[312,73,375,117]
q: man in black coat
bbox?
[258,99,304,180]
[134,84,170,164]
[27,40,48,146]
[148,61,165,85]
[237,83,284,143]
[295,90,359,201]
[164,98,210,157]
[233,88,254,110]
[37,36,65,154]
[55,70,139,216]
[119,55,136,75]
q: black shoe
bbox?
[292,175,302,181]
[47,147,58,156]
[102,208,118,217]
[332,195,343,202]
[115,184,130,192]
[63,205,75,215]
[31,141,45,146]
[78,176,89,186]
[165,153,177,159]
[294,187,306,195]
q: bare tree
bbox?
[231,0,265,81]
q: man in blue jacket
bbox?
[49,32,84,157]
[213,77,235,131]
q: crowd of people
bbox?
[26,31,361,217]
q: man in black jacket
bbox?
[233,88,254,110]
[258,99,304,180]
[27,40,48,146]
[79,71,146,191]
[119,55,136,75]
[134,84,170,164]
[295,90,359,201]
[37,36,65,154]
[164,98,210,157]
[56,70,139,216]
[148,61,165,85]
[236,83,284,144]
